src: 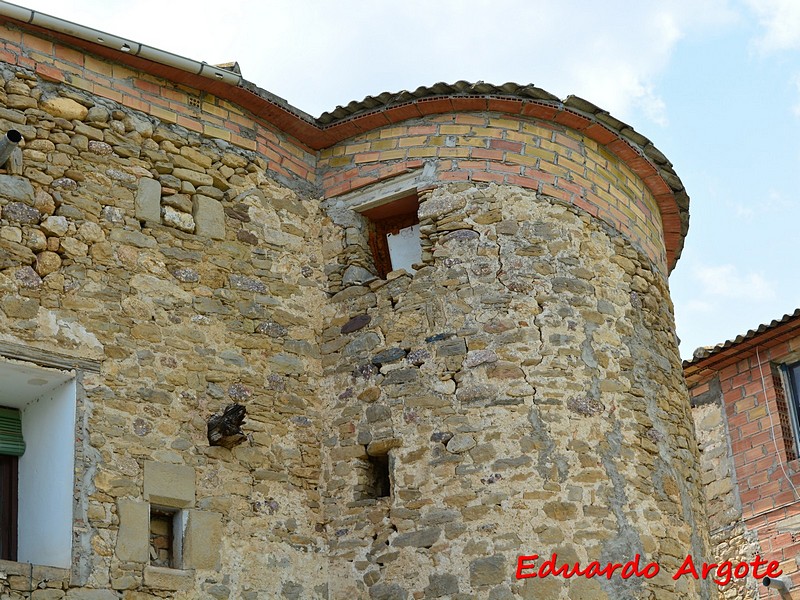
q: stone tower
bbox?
[316,91,708,600]
[0,7,706,600]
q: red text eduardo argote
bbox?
[516,553,782,587]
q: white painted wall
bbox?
[18,378,76,568]
[387,224,422,273]
[0,358,75,568]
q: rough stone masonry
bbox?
[0,11,710,600]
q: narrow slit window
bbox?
[367,453,391,499]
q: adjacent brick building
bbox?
[0,3,710,599]
[687,310,800,599]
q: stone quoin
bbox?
[0,2,709,599]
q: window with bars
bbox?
[777,363,800,461]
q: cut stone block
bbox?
[192,195,225,240]
[134,178,161,223]
[183,510,222,569]
[143,566,193,591]
[115,499,149,562]
[144,461,195,508]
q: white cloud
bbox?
[735,188,795,217]
[745,0,800,52]
[692,264,776,302]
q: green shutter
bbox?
[0,408,24,456]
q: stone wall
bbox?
[320,182,710,599]
[0,64,328,598]
[691,378,761,600]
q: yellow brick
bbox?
[570,173,595,192]
[70,77,94,93]
[597,146,617,164]
[329,156,353,167]
[370,139,397,151]
[377,149,407,161]
[94,85,123,103]
[603,164,627,185]
[379,127,405,139]
[538,161,568,178]
[399,136,428,148]
[641,194,659,217]
[203,124,232,141]
[584,149,607,169]
[559,156,587,175]
[202,102,228,118]
[437,147,470,158]
[454,114,486,125]
[282,142,309,161]
[506,153,538,167]
[439,125,471,135]
[345,142,371,154]
[523,147,556,162]
[582,136,598,153]
[112,64,136,80]
[505,131,537,145]
[470,127,502,137]
[407,147,437,158]
[150,106,178,124]
[53,59,82,76]
[539,139,566,153]
[85,55,113,77]
[615,201,643,223]
[487,117,521,130]
[226,103,244,116]
[456,136,488,148]
[594,188,617,208]
[231,136,257,151]
[585,170,611,192]
[521,122,556,139]
[319,147,335,159]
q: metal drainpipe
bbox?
[0,129,21,167]
[0,0,242,86]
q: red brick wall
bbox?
[689,335,800,593]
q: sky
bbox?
[11,0,800,359]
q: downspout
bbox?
[0,0,242,86]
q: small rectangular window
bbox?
[355,452,391,500]
[150,507,184,568]
[362,194,421,278]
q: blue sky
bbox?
[13,0,800,359]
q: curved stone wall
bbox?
[320,183,710,599]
